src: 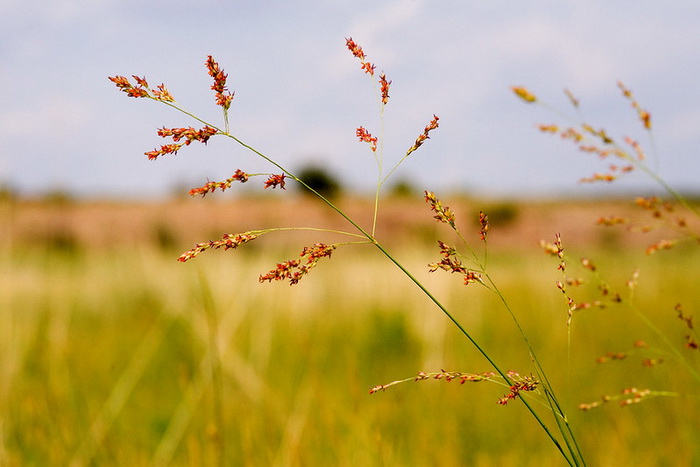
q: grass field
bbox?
[2,197,699,465]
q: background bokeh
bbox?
[3,2,700,465]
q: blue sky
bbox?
[2,1,699,199]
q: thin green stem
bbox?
[372,155,382,237]
[371,101,387,237]
[155,99,216,129]
[223,108,230,134]
[252,226,368,241]
[196,267,227,466]
[379,150,413,187]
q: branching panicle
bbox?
[189,169,250,197]
[259,243,336,285]
[406,115,439,157]
[178,233,259,262]
[424,191,455,226]
[205,55,234,110]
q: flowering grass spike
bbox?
[424,191,455,227]
[345,37,375,75]
[405,115,439,157]
[512,86,537,103]
[178,233,259,262]
[188,170,250,197]
[356,126,378,152]
[205,55,234,110]
[108,75,175,102]
[259,243,336,285]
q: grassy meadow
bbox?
[2,195,699,465]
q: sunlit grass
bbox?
[2,239,698,465]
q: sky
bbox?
[2,0,700,199]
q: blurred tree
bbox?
[41,188,75,206]
[481,202,519,228]
[0,183,17,202]
[296,164,342,199]
[388,178,418,198]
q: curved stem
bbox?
[254,226,368,241]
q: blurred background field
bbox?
[2,194,699,465]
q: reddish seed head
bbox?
[345,37,365,60]
[478,211,489,241]
[424,190,455,226]
[145,143,183,160]
[205,55,234,110]
[345,37,376,76]
[132,75,149,88]
[149,125,218,160]
[178,232,259,262]
[406,115,440,157]
[264,174,286,190]
[356,126,378,152]
[108,75,131,89]
[259,243,336,285]
[361,62,376,75]
[158,126,218,145]
[109,75,152,99]
[232,169,249,183]
[188,170,250,197]
[153,84,175,102]
[379,73,391,104]
[463,272,482,285]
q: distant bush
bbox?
[41,188,75,206]
[482,202,519,228]
[388,178,418,198]
[295,164,342,199]
[0,183,18,202]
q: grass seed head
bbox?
[205,55,234,110]
[178,233,259,262]
[512,86,537,103]
[424,191,456,227]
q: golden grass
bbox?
[1,218,699,464]
[2,198,699,465]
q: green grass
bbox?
[2,241,699,465]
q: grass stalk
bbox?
[71,317,168,465]
[196,267,227,466]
